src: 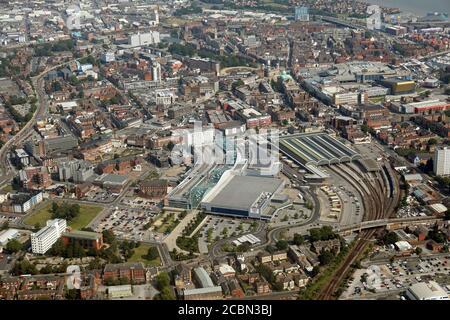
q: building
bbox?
[406,281,449,300]
[182,286,223,300]
[108,285,133,299]
[380,79,416,95]
[5,192,44,213]
[295,6,309,22]
[138,180,168,199]
[62,230,103,250]
[128,32,160,47]
[192,267,215,288]
[0,229,19,246]
[101,52,115,63]
[434,147,450,176]
[103,262,146,284]
[201,174,285,219]
[31,219,67,254]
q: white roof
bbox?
[219,264,235,275]
[428,203,447,213]
[0,228,19,244]
[395,241,412,251]
[108,285,132,293]
[407,281,449,300]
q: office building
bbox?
[31,219,67,254]
[434,147,450,176]
[62,230,104,250]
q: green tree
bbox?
[293,233,304,246]
[157,286,176,300]
[275,240,288,251]
[145,246,159,261]
[318,250,334,266]
[383,231,399,245]
[155,272,171,290]
[6,239,22,253]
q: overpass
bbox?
[336,216,440,235]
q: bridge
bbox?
[336,216,440,235]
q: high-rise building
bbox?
[295,6,309,22]
[31,219,67,254]
[151,62,161,82]
[433,147,450,176]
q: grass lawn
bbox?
[127,244,161,267]
[1,184,14,192]
[24,201,103,230]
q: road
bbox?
[0,58,85,178]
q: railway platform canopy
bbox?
[280,132,361,167]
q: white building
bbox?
[406,281,449,300]
[31,219,67,254]
[433,147,450,176]
[0,229,19,246]
[101,52,115,63]
[128,31,160,47]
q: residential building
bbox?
[434,147,450,176]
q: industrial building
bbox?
[279,132,361,167]
[406,281,449,300]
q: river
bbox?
[361,0,449,16]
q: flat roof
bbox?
[202,174,284,211]
[407,281,449,300]
[184,286,222,296]
[62,230,102,240]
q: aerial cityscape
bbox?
[0,0,449,302]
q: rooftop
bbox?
[202,174,284,211]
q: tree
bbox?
[102,230,116,244]
[48,238,65,256]
[318,250,334,266]
[415,247,422,255]
[65,289,80,300]
[6,239,22,253]
[383,231,399,245]
[0,221,8,231]
[293,233,304,246]
[157,286,175,300]
[145,246,159,261]
[275,240,288,251]
[155,272,171,291]
[311,265,320,277]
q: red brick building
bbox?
[103,262,146,284]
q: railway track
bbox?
[317,161,401,299]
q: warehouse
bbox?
[201,172,284,219]
[279,132,361,167]
[406,281,449,300]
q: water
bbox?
[362,0,449,16]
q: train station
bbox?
[279,132,362,167]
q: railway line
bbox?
[317,160,401,299]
